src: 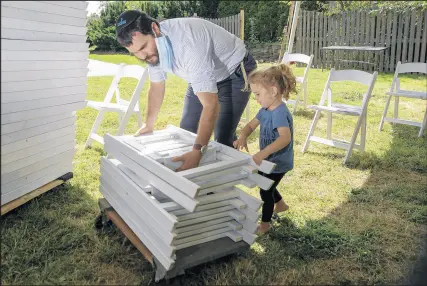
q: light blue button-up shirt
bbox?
[148,17,247,94]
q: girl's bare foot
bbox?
[274,200,289,213]
[256,222,272,235]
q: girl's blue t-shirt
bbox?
[256,102,294,173]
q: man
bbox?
[115,10,257,171]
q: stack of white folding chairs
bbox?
[99,125,277,271]
[1,1,88,205]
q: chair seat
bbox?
[86,101,139,112]
[386,90,427,100]
[296,76,304,83]
[308,103,362,116]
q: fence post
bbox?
[239,9,245,41]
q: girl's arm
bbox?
[255,127,291,161]
[239,117,260,139]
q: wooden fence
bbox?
[200,10,244,40]
[292,10,427,72]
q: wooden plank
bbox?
[421,11,427,64]
[390,12,399,71]
[408,10,417,64]
[1,60,89,72]
[1,174,68,214]
[0,5,87,27]
[174,226,234,246]
[177,205,237,222]
[396,13,405,67]
[374,12,381,71]
[2,117,75,145]
[402,11,411,63]
[1,17,87,35]
[238,207,260,223]
[379,12,386,72]
[385,12,393,72]
[1,163,72,205]
[1,113,73,135]
[2,77,87,93]
[1,39,89,51]
[237,229,257,245]
[302,11,306,55]
[310,12,315,61]
[1,140,75,175]
[346,12,353,69]
[2,69,88,83]
[1,101,85,124]
[175,217,233,234]
[314,12,319,68]
[1,149,75,186]
[1,85,86,104]
[0,1,87,19]
[414,11,423,63]
[350,12,357,69]
[39,1,88,10]
[231,187,263,211]
[0,27,87,43]
[2,51,89,61]
[2,161,72,195]
[1,124,75,156]
[295,8,302,54]
[1,132,75,166]
[173,199,245,216]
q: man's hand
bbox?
[172,149,202,171]
[233,136,249,152]
[134,123,154,136]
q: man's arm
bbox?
[194,92,220,145]
[135,81,165,135]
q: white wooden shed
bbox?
[1,1,89,211]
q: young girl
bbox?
[233,63,296,234]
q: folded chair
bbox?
[302,69,378,164]
[281,52,314,113]
[85,63,148,148]
[379,61,427,137]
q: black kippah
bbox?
[116,10,142,32]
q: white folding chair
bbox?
[85,63,149,148]
[302,69,378,164]
[379,61,427,137]
[281,52,314,113]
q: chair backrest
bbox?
[391,61,427,92]
[102,63,147,108]
[281,52,314,83]
[319,68,378,108]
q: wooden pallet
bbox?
[1,172,73,216]
[97,198,250,282]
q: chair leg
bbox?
[302,110,321,153]
[343,113,364,164]
[379,94,393,131]
[360,113,367,151]
[393,96,399,125]
[85,111,105,148]
[327,112,332,140]
[116,110,134,136]
[418,106,427,137]
[137,112,143,128]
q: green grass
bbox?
[1,54,426,285]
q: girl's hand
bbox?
[233,137,249,152]
[253,151,266,166]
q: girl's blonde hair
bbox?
[248,64,297,100]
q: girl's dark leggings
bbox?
[258,171,286,223]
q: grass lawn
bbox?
[1,53,426,285]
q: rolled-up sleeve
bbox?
[184,34,218,94]
[148,64,167,82]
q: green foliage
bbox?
[218,1,289,43]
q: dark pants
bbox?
[259,171,286,223]
[180,52,257,147]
